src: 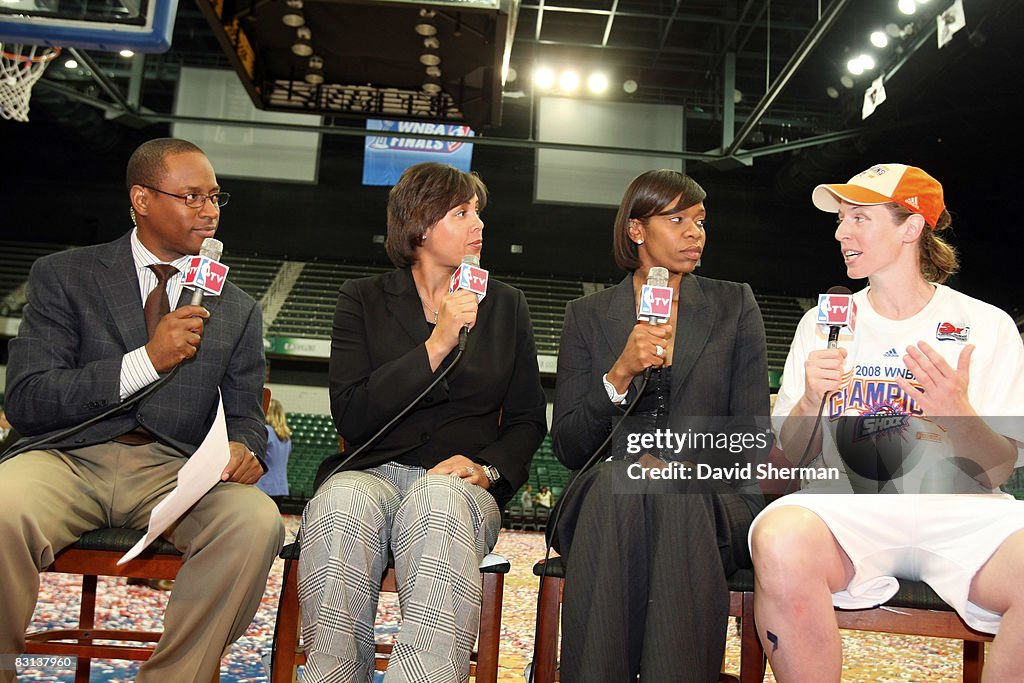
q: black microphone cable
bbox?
[527,371,651,683]
[781,392,830,497]
[0,365,181,459]
[271,341,469,675]
[781,287,852,496]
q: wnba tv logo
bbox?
[183,256,229,296]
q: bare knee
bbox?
[751,506,845,592]
[971,529,1024,614]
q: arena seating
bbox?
[285,412,341,499]
[0,241,68,316]
[220,254,283,303]
[267,262,388,338]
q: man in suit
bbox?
[0,138,284,683]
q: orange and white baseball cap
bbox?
[812,163,945,228]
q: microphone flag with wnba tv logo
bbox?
[362,119,476,186]
[182,255,229,297]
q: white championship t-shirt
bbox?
[773,285,1024,493]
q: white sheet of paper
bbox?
[118,392,232,565]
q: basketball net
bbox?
[0,42,61,122]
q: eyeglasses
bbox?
[142,185,231,209]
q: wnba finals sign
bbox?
[363,119,476,186]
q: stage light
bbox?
[587,72,608,94]
[898,0,916,15]
[622,79,638,94]
[534,67,555,90]
[870,31,889,48]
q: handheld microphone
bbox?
[637,266,672,380]
[816,285,855,348]
[783,285,856,496]
[450,255,489,350]
[182,238,228,306]
[449,254,488,301]
[637,266,672,324]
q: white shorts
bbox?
[749,492,1024,633]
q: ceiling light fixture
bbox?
[282,0,305,27]
[64,58,78,69]
[898,0,916,15]
[420,47,441,66]
[534,66,555,90]
[423,74,442,94]
[292,26,314,57]
[587,72,608,94]
[622,79,638,94]
[119,49,134,58]
[870,30,889,48]
[305,55,324,84]
[414,8,437,37]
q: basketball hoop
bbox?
[0,42,61,122]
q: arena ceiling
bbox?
[13,0,1023,175]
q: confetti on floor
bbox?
[26,516,973,681]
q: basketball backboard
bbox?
[0,0,178,52]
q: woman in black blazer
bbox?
[299,162,547,683]
[551,169,770,681]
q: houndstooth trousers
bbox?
[298,462,502,683]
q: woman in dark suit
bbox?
[299,162,547,683]
[551,169,769,681]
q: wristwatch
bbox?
[603,373,628,405]
[483,464,501,483]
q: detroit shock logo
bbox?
[935,321,970,342]
[851,404,911,440]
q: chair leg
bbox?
[475,572,504,683]
[532,573,563,683]
[73,574,99,683]
[739,591,766,683]
[272,559,301,683]
[963,640,984,683]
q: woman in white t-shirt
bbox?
[749,163,1024,681]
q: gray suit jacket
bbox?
[3,232,266,463]
[551,272,770,479]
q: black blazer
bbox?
[3,232,267,463]
[315,268,547,506]
[552,272,770,486]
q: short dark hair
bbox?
[126,138,205,190]
[385,162,488,268]
[612,169,707,271]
